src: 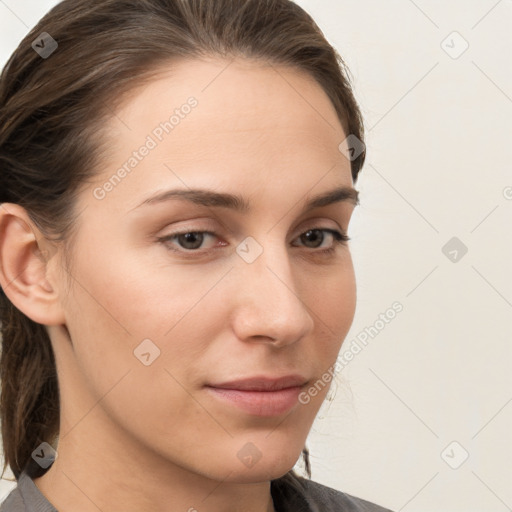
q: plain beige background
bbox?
[0,1,511,511]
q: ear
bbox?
[0,203,66,326]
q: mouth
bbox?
[204,374,309,417]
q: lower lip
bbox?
[205,386,303,416]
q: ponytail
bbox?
[0,294,59,480]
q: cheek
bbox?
[60,247,218,442]
[307,257,356,352]
[70,241,222,337]
[62,243,232,392]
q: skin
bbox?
[0,57,358,512]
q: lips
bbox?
[206,374,308,391]
[204,375,309,416]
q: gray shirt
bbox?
[0,467,394,512]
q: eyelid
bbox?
[157,215,344,238]
[157,217,341,238]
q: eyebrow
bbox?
[130,185,359,213]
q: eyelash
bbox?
[157,228,350,257]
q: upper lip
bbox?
[206,375,308,391]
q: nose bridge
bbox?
[230,234,314,344]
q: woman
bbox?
[0,0,394,511]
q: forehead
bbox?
[105,56,346,151]
[84,57,352,213]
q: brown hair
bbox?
[0,0,365,484]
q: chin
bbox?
[221,446,302,484]
[221,466,294,485]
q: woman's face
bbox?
[48,57,358,483]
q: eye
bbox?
[293,228,350,253]
[159,231,218,251]
[157,227,350,255]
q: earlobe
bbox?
[0,203,66,326]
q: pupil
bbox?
[304,229,322,248]
[180,232,203,249]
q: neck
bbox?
[33,430,277,512]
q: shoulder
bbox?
[271,473,394,512]
[297,476,395,512]
[0,485,24,512]
[0,470,56,512]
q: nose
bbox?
[229,238,314,347]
